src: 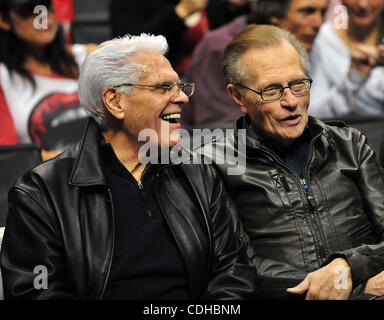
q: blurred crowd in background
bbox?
[0,0,383,166]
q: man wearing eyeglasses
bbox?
[182,0,328,128]
[0,34,257,300]
[200,24,384,300]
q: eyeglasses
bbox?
[236,77,312,102]
[116,82,195,99]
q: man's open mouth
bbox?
[282,115,300,121]
[161,113,181,123]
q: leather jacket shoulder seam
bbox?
[11,186,59,232]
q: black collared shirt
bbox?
[100,141,190,300]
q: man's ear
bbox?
[102,87,125,120]
[227,84,247,113]
[0,13,11,31]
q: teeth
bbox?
[162,113,181,120]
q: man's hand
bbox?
[175,0,208,19]
[286,258,352,300]
[365,270,384,296]
[351,44,384,76]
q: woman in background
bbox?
[0,0,96,159]
[309,0,384,119]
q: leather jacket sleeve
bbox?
[247,253,307,299]
[1,186,77,299]
[201,166,258,299]
[323,132,384,286]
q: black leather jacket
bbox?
[0,119,257,300]
[203,115,384,297]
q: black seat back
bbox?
[0,144,42,226]
[325,115,384,154]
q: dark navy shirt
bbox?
[100,142,190,300]
[242,115,312,178]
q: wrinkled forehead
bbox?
[242,41,304,82]
[133,51,169,73]
[133,51,178,82]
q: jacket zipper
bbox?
[258,137,328,265]
[99,188,115,300]
[302,138,328,263]
[151,166,198,298]
[137,166,152,218]
[300,178,328,263]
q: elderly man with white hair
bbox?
[0,34,256,300]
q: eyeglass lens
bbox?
[181,84,194,97]
[262,80,310,100]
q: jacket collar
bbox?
[68,118,181,187]
[69,118,108,187]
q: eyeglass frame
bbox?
[235,76,313,102]
[115,82,195,98]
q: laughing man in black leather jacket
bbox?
[201,24,384,299]
[0,34,257,299]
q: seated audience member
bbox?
[202,24,384,299]
[0,0,96,160]
[109,0,209,75]
[182,0,327,128]
[0,33,257,300]
[309,0,384,119]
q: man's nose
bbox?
[312,11,324,30]
[357,0,370,9]
[171,88,189,104]
[280,87,299,109]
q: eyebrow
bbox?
[154,80,179,87]
[260,77,307,89]
[298,6,328,15]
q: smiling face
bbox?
[277,0,328,50]
[342,0,384,27]
[232,40,310,147]
[117,51,188,149]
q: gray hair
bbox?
[78,33,168,131]
[222,24,310,86]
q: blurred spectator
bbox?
[309,0,384,119]
[206,0,250,30]
[109,0,209,75]
[182,0,328,128]
[0,0,96,160]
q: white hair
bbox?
[78,33,168,130]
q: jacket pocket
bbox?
[346,223,373,246]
